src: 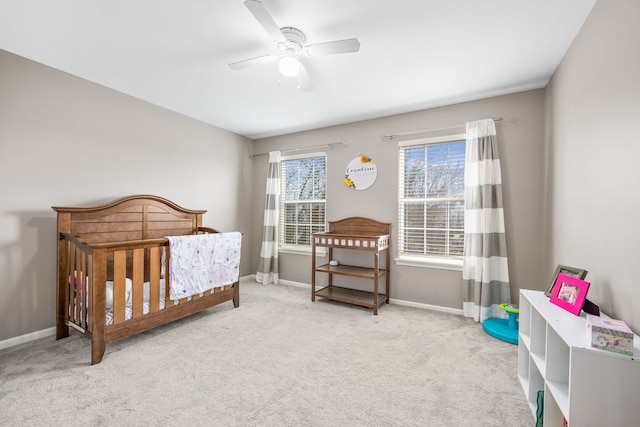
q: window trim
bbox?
[396,133,466,270]
[394,255,462,271]
[278,151,327,255]
[279,245,327,257]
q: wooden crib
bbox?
[53,195,240,365]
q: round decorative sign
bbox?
[344,154,377,191]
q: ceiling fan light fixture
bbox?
[231,3,360,91]
[278,55,300,77]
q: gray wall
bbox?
[251,90,547,310]
[545,0,640,332]
[0,50,254,342]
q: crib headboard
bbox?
[52,195,206,244]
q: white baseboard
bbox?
[0,327,56,351]
[277,278,311,289]
[388,298,463,316]
[249,275,463,316]
[242,274,310,290]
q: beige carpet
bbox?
[0,278,532,426]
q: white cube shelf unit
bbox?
[518,290,640,426]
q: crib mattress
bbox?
[105,297,171,326]
[103,280,219,326]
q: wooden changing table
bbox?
[311,217,390,315]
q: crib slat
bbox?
[75,249,82,328]
[164,249,171,304]
[87,253,93,331]
[65,242,71,323]
[64,242,71,323]
[79,249,88,329]
[76,248,83,328]
[90,249,107,364]
[68,244,76,324]
[113,250,127,324]
[149,247,161,313]
[132,248,144,319]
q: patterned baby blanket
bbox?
[165,232,241,300]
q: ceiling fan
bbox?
[229,0,360,91]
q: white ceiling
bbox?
[0,0,596,139]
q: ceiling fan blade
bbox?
[307,38,360,56]
[229,54,278,70]
[244,0,286,43]
[296,62,313,92]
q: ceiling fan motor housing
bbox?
[279,27,306,56]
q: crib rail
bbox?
[58,234,172,334]
[94,240,170,326]
[57,229,236,360]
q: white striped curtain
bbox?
[462,119,511,323]
[256,151,281,285]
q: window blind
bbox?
[398,140,465,257]
[280,155,327,246]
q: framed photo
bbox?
[546,265,588,296]
[550,273,590,316]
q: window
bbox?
[397,136,465,264]
[279,153,326,250]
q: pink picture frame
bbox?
[550,273,590,316]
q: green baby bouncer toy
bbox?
[483,303,519,344]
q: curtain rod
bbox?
[250,141,348,158]
[382,117,503,141]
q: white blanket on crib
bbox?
[165,232,241,300]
